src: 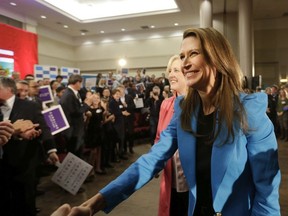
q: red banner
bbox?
[0,23,38,79]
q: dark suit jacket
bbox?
[1,97,56,215]
[60,88,89,138]
[109,98,124,129]
[124,94,135,124]
[3,97,55,176]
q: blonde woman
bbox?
[155,55,188,216]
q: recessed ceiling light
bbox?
[41,15,47,19]
[10,2,17,6]
[150,25,155,28]
[63,25,69,28]
[121,28,126,32]
[81,32,86,36]
[100,30,105,34]
[174,23,179,26]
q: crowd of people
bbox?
[0,27,282,216]
[0,61,175,215]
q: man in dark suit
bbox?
[117,85,136,154]
[0,117,14,158]
[0,77,59,216]
[59,74,92,157]
[109,89,130,160]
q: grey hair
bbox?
[0,77,17,94]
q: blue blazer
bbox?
[100,93,281,216]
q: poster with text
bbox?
[39,85,54,104]
[41,105,70,135]
[52,152,93,195]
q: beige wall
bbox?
[38,36,76,68]
[254,28,288,86]
[36,14,288,84]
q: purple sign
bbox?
[39,85,54,104]
[42,105,70,135]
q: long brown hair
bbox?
[180,27,248,145]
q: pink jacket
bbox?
[155,96,175,216]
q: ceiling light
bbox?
[63,25,69,28]
[10,2,17,6]
[118,58,127,67]
[41,15,47,19]
[81,32,86,35]
[174,23,179,26]
[121,28,126,32]
[100,30,105,34]
[38,0,179,22]
[150,25,155,28]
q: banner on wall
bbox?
[0,49,14,77]
[60,67,80,84]
[0,23,38,79]
[34,64,58,81]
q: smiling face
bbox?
[168,58,186,95]
[16,82,29,99]
[92,94,101,106]
[112,90,121,100]
[180,36,216,94]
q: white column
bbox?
[200,0,213,28]
[238,0,254,84]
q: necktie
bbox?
[77,92,82,103]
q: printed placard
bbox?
[41,105,70,135]
[39,85,54,104]
[52,152,93,195]
[134,98,144,108]
[136,82,145,91]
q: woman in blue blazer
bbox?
[52,28,280,216]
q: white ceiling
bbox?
[0,0,287,38]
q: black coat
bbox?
[1,97,56,216]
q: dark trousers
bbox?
[0,161,36,216]
[170,188,189,216]
[124,118,134,152]
[149,117,158,145]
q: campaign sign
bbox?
[41,105,70,135]
[39,85,54,104]
[52,152,93,195]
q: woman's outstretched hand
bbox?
[51,193,106,216]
